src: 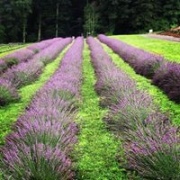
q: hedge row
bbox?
[98,34,180,103]
[87,36,180,179]
[0,37,84,179]
[0,38,72,106]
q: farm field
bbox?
[111,35,180,62]
[0,36,180,179]
[0,44,29,58]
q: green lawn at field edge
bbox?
[111,35,180,63]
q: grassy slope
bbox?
[111,35,180,62]
[102,43,180,126]
[75,43,126,180]
[0,44,70,145]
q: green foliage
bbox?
[112,35,180,62]
[102,42,180,126]
[136,151,180,179]
[0,0,179,40]
[83,2,99,36]
[0,45,69,146]
[74,44,126,179]
[0,85,20,106]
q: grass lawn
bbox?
[111,35,180,63]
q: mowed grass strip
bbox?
[102,43,180,126]
[111,35,180,62]
[74,43,126,180]
[0,44,71,145]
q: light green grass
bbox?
[102,43,180,126]
[0,44,70,146]
[111,35,180,62]
[74,43,126,180]
[0,44,30,58]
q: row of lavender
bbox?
[87,37,180,179]
[98,35,180,103]
[0,37,84,179]
[0,38,72,106]
[0,38,59,74]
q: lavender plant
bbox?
[87,36,180,179]
[153,62,180,103]
[2,38,72,88]
[87,36,136,107]
[2,48,34,67]
[27,38,61,53]
[98,34,164,79]
[0,59,7,74]
[0,78,20,106]
[0,37,84,179]
[125,112,180,179]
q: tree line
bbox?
[0,0,179,43]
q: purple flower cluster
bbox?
[87,36,180,179]
[0,38,58,74]
[98,34,164,79]
[0,37,84,179]
[0,78,20,106]
[2,38,72,88]
[87,36,136,107]
[153,62,180,102]
[98,34,180,103]
[27,38,62,53]
[0,59,7,74]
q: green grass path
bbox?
[111,35,180,62]
[74,43,126,180]
[102,43,180,126]
[0,44,70,145]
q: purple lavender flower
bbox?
[153,62,180,102]
[2,38,72,88]
[2,48,35,67]
[87,36,180,179]
[0,59,7,74]
[0,37,84,179]
[0,78,20,105]
[98,34,164,79]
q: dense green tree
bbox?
[12,0,32,43]
[0,0,179,42]
[84,1,99,36]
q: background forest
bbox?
[0,0,180,43]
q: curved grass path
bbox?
[74,43,126,180]
[102,43,180,126]
[0,44,71,146]
[111,35,180,62]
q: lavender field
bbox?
[0,36,180,180]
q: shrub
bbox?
[98,34,164,79]
[125,112,180,179]
[153,62,180,102]
[0,37,84,179]
[2,49,34,67]
[0,78,20,105]
[0,59,7,74]
[105,90,155,139]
